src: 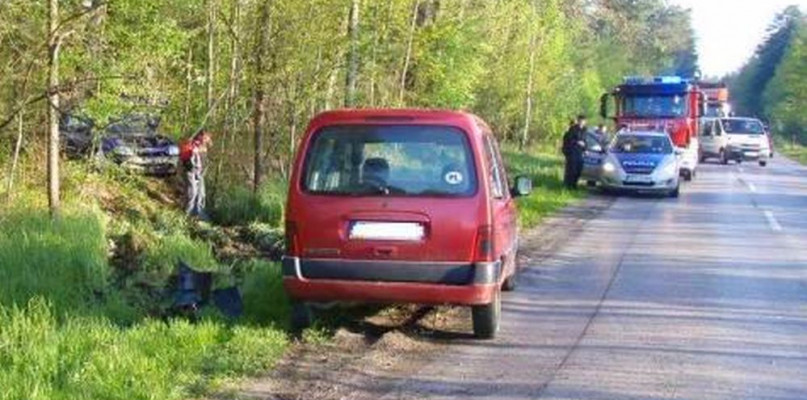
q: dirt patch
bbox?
[225,194,615,400]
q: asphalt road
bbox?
[372,156,807,400]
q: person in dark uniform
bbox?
[562,115,587,189]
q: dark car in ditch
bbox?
[99,114,180,175]
[59,114,95,158]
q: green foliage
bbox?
[502,146,586,228]
[730,6,804,118]
[0,205,292,400]
[762,15,807,139]
[0,298,289,400]
[0,207,109,314]
[209,180,286,227]
[239,259,290,326]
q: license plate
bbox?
[744,151,758,157]
[349,222,424,241]
[625,174,652,183]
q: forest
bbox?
[1,0,697,206]
[0,1,697,399]
[729,5,807,143]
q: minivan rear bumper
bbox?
[281,256,501,305]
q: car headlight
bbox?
[661,160,677,176]
[603,161,616,173]
[168,145,180,156]
[114,146,135,157]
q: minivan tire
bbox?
[719,149,728,165]
[291,301,312,334]
[759,160,767,167]
[472,288,501,339]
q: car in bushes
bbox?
[100,114,180,175]
[59,114,95,157]
[282,109,532,339]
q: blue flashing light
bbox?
[623,76,687,85]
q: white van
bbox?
[699,117,770,167]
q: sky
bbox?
[670,0,807,77]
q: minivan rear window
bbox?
[302,125,477,197]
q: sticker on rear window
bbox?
[444,171,463,185]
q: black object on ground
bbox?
[170,260,242,320]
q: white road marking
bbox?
[764,210,783,232]
[748,182,757,193]
[738,166,745,173]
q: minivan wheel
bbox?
[472,288,501,339]
[291,301,312,334]
[720,149,728,165]
[759,160,767,167]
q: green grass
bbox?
[776,137,807,164]
[503,147,586,228]
[208,180,287,227]
[0,203,292,400]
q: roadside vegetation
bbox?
[0,0,698,398]
[729,7,807,142]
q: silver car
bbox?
[598,131,681,198]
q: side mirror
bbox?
[511,176,532,198]
[674,148,684,156]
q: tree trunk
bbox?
[521,30,537,150]
[182,46,193,134]
[252,0,271,191]
[399,0,420,105]
[6,110,24,199]
[206,0,217,117]
[47,0,61,217]
[344,0,360,107]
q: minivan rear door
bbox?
[296,124,483,263]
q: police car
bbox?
[596,131,681,198]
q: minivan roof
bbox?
[307,109,488,137]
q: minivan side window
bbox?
[484,135,505,199]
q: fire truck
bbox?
[600,76,706,181]
[700,81,731,118]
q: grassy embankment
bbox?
[0,163,294,400]
[0,145,580,399]
[503,147,587,228]
[775,136,807,164]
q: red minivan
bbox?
[283,109,531,338]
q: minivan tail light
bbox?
[474,225,494,262]
[285,221,301,256]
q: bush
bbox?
[209,180,286,227]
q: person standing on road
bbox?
[562,115,587,189]
[181,130,213,218]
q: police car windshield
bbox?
[611,135,673,155]
[622,95,687,118]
